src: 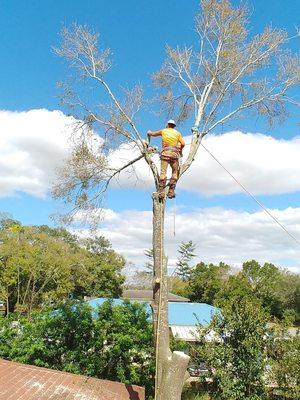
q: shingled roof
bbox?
[0,359,144,400]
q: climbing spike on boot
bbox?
[167,178,177,199]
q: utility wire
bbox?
[200,141,300,247]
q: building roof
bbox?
[122,289,190,302]
[87,298,220,327]
[169,302,219,326]
[170,326,220,342]
[0,359,144,400]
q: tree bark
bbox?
[6,293,9,317]
[152,193,190,400]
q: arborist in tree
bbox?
[147,119,185,200]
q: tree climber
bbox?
[147,119,185,200]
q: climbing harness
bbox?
[160,146,181,161]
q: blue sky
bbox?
[1,0,299,113]
[1,0,300,271]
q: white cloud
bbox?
[109,131,300,196]
[0,109,79,197]
[2,109,300,272]
[1,108,300,198]
[0,109,103,198]
[107,142,155,190]
[180,132,300,196]
[77,206,300,274]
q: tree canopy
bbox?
[0,220,125,315]
[171,258,300,325]
[0,300,154,395]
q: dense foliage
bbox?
[170,250,300,400]
[188,294,300,400]
[0,300,155,394]
[187,262,230,304]
[207,297,268,400]
[268,324,300,399]
[0,219,125,315]
[0,216,299,399]
[172,259,300,325]
[176,241,197,282]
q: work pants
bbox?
[160,158,179,182]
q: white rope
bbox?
[173,197,176,237]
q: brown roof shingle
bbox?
[0,360,144,400]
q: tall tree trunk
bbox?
[5,293,9,317]
[5,290,16,316]
[152,193,190,400]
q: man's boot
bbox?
[158,178,167,200]
[168,178,177,199]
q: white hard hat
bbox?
[167,119,176,126]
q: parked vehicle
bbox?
[188,362,208,377]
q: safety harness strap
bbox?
[160,145,180,161]
[162,145,180,152]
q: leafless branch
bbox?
[154,0,300,179]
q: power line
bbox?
[200,141,300,247]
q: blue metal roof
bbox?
[169,302,219,326]
[88,298,126,308]
[87,298,219,327]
